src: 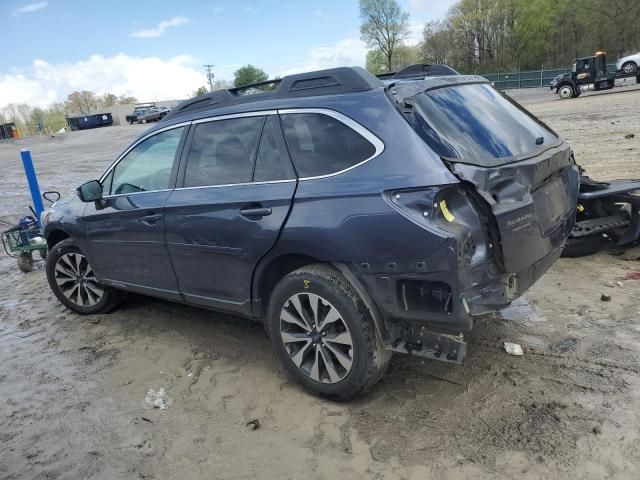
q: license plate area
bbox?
[533,177,570,235]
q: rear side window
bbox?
[184,116,264,187]
[281,113,376,178]
[253,116,296,182]
[409,83,557,165]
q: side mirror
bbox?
[77,180,103,203]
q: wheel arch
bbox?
[45,227,70,249]
[252,253,387,344]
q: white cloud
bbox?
[277,37,368,77]
[13,1,47,16]
[0,54,207,109]
[131,16,190,39]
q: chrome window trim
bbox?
[99,121,190,197]
[277,108,385,181]
[191,110,277,125]
[101,188,173,199]
[98,108,385,197]
[174,178,296,192]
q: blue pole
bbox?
[20,149,45,225]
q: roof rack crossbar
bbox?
[229,78,283,94]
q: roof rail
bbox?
[162,66,383,122]
[376,63,460,81]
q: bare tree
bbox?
[421,20,453,64]
[65,91,98,115]
[359,0,409,72]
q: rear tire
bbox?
[267,264,391,400]
[46,239,125,314]
[561,235,605,258]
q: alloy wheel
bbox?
[279,293,353,384]
[622,62,636,74]
[54,252,104,307]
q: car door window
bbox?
[183,116,264,187]
[281,113,376,178]
[109,127,184,195]
[253,116,296,182]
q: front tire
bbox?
[558,85,574,99]
[622,61,637,74]
[267,264,391,400]
[46,239,125,314]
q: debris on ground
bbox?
[624,271,640,280]
[504,342,524,356]
[604,281,615,288]
[246,419,260,431]
[600,293,612,302]
[625,133,635,139]
[144,388,172,410]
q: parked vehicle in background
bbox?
[550,51,640,99]
[616,51,640,74]
[136,106,170,124]
[42,65,579,399]
[125,103,156,124]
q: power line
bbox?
[203,64,215,92]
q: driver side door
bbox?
[82,125,187,299]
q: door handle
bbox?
[240,207,272,218]
[140,213,162,226]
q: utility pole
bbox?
[203,64,215,92]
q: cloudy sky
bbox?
[0,0,456,109]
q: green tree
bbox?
[192,86,208,97]
[359,0,410,72]
[233,65,269,87]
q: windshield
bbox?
[408,83,558,165]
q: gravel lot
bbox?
[1,87,640,480]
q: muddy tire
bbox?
[46,238,125,314]
[267,263,391,400]
[558,85,574,99]
[561,235,605,258]
[17,252,34,273]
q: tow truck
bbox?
[550,51,640,99]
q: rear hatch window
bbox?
[407,83,558,166]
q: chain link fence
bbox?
[481,64,617,89]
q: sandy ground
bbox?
[1,87,640,480]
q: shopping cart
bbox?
[1,216,48,272]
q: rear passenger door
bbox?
[165,113,297,315]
